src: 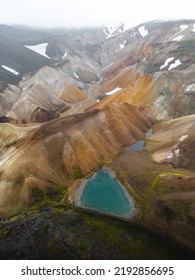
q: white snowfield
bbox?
[173,35,184,41]
[193,23,195,32]
[138,26,148,37]
[103,21,143,39]
[63,52,67,59]
[119,43,125,49]
[105,87,122,95]
[25,43,50,59]
[74,72,79,79]
[174,149,180,157]
[1,65,20,76]
[160,57,181,70]
[171,24,188,41]
[168,59,181,70]
[103,24,121,39]
[180,25,188,31]
[160,57,174,69]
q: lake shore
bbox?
[74,167,136,219]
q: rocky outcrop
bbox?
[31,107,57,123]
[145,114,195,170]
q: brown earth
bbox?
[0,103,153,213]
[112,149,195,252]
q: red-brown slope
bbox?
[0,103,153,212]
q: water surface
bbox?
[126,140,144,151]
[76,168,135,218]
[126,129,153,151]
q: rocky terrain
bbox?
[0,19,195,259]
[0,103,153,213]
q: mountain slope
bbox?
[0,103,153,213]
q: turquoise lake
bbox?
[76,168,134,218]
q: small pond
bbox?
[126,129,153,151]
[75,168,135,218]
[126,140,144,151]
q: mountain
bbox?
[0,103,153,213]
[1,19,195,123]
[0,19,195,259]
[0,25,51,84]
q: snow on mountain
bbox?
[173,35,184,41]
[105,87,122,95]
[180,25,188,31]
[25,43,50,59]
[168,59,182,70]
[103,24,121,39]
[1,65,20,76]
[102,21,141,39]
[160,57,174,69]
[138,25,148,37]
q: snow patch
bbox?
[119,43,125,49]
[96,99,100,103]
[180,25,188,31]
[180,135,188,142]
[1,65,20,76]
[160,57,174,69]
[138,26,148,37]
[63,52,67,59]
[168,59,181,70]
[193,23,195,32]
[103,24,120,39]
[74,72,79,79]
[166,151,173,160]
[105,87,122,95]
[174,149,180,157]
[25,43,50,59]
[103,21,143,39]
[185,84,195,92]
[166,148,180,159]
[173,35,184,41]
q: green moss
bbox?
[0,227,10,237]
[149,175,165,194]
[100,155,106,164]
[29,183,68,208]
[160,200,189,220]
[161,171,189,177]
[149,151,155,163]
[31,188,44,201]
[72,167,83,179]
[0,182,69,222]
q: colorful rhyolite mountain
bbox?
[0,19,195,259]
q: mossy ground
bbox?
[0,205,192,260]
[112,149,195,249]
[72,167,83,179]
